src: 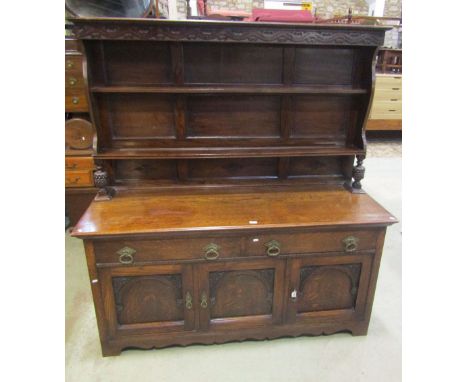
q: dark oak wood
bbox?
[68,19,395,356]
[65,187,98,227]
[71,188,396,356]
[72,189,395,237]
[70,18,390,47]
[90,85,368,94]
[70,19,388,192]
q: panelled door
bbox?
[197,259,285,330]
[285,253,373,323]
[100,264,195,338]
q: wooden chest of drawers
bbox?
[65,157,94,187]
[65,53,88,112]
[367,74,402,130]
[65,38,97,226]
[73,190,396,356]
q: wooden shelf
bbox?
[90,85,368,95]
[94,146,364,159]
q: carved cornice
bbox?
[71,20,386,46]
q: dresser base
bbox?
[101,320,370,356]
[73,189,395,357]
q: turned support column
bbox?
[94,166,113,201]
[345,155,366,194]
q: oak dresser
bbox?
[70,18,396,356]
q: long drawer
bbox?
[371,100,402,112]
[375,75,402,90]
[93,229,379,265]
[373,88,401,101]
[370,110,402,119]
[370,99,402,118]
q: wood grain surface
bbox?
[72,189,396,237]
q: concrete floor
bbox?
[65,156,401,382]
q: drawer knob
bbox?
[72,97,80,104]
[265,240,281,257]
[117,246,136,264]
[66,60,74,69]
[204,243,219,261]
[69,77,77,86]
[342,236,359,253]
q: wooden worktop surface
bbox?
[71,188,397,238]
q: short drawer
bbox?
[65,39,80,52]
[65,157,94,170]
[65,73,86,90]
[245,230,378,256]
[66,94,88,112]
[65,56,83,75]
[65,170,94,187]
[93,237,242,264]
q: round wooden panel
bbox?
[298,267,355,312]
[116,276,183,325]
[210,270,273,319]
[65,118,93,149]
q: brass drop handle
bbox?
[72,97,80,104]
[200,292,208,309]
[204,243,220,261]
[265,240,281,257]
[69,77,77,86]
[342,236,359,253]
[119,253,134,264]
[66,60,74,69]
[66,163,78,170]
[185,292,193,310]
[117,247,136,264]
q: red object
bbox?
[197,0,205,16]
[247,9,316,23]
